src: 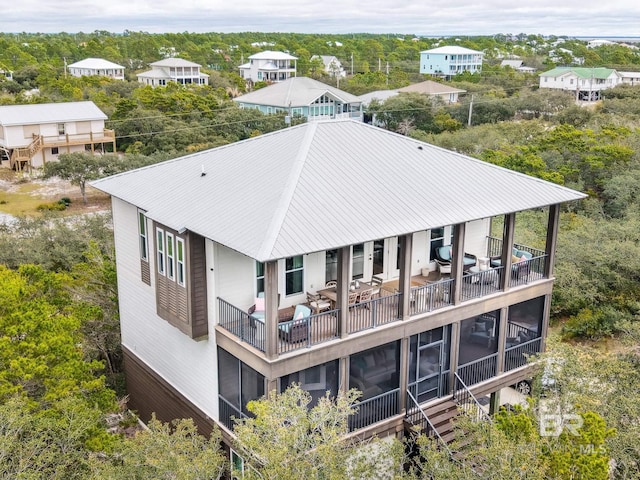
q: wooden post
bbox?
[449,321,460,394]
[451,223,465,305]
[544,204,560,278]
[496,306,508,374]
[500,213,516,291]
[398,337,409,414]
[398,234,413,320]
[90,131,94,153]
[337,246,351,338]
[264,260,279,360]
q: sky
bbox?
[3,0,640,37]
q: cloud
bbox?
[3,0,640,36]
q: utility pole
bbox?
[467,94,474,126]
[351,54,354,75]
[63,57,68,78]
[386,62,389,86]
[378,58,381,71]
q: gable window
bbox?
[176,238,186,287]
[156,228,165,275]
[285,256,303,296]
[138,211,148,261]
[166,232,175,280]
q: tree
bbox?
[232,384,404,479]
[88,416,226,480]
[43,152,118,204]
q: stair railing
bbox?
[405,389,452,458]
[453,372,492,423]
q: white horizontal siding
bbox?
[112,198,218,420]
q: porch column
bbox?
[539,293,552,353]
[398,234,413,320]
[339,357,349,394]
[266,378,278,397]
[499,213,516,291]
[544,204,560,278]
[451,223,465,305]
[337,246,351,339]
[448,321,460,394]
[264,260,279,360]
[398,337,410,414]
[496,306,508,374]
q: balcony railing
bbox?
[348,292,401,333]
[457,352,499,386]
[277,308,339,354]
[41,129,116,148]
[218,298,265,351]
[349,388,400,431]
[218,395,247,431]
[504,337,542,371]
[460,267,504,301]
[410,278,454,315]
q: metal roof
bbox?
[150,58,202,67]
[398,80,466,95]
[92,121,586,262]
[249,50,297,60]
[234,77,361,108]
[421,46,483,55]
[0,101,107,126]
[540,67,618,79]
[68,58,124,69]
[358,90,400,106]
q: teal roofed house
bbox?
[233,77,363,121]
[539,67,622,101]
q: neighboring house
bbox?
[0,69,12,81]
[548,48,584,65]
[398,80,466,104]
[67,58,125,80]
[419,46,483,77]
[137,58,209,87]
[587,39,616,49]
[539,67,622,101]
[618,71,640,86]
[0,101,114,171]
[238,50,297,84]
[92,120,584,453]
[233,77,362,121]
[311,55,346,77]
[500,59,537,73]
[358,89,400,107]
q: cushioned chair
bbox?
[490,248,532,279]
[307,292,331,314]
[435,246,477,272]
[468,317,495,348]
[279,304,310,343]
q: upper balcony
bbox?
[216,226,549,358]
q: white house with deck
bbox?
[0,101,114,170]
[67,58,125,80]
[92,120,584,457]
[238,51,297,84]
[539,67,622,101]
[233,77,362,121]
[137,58,209,87]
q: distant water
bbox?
[574,36,640,43]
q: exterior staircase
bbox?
[10,135,43,171]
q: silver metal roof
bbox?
[249,50,297,60]
[150,58,202,67]
[234,77,360,108]
[68,58,124,69]
[398,80,466,95]
[420,46,483,55]
[92,121,586,262]
[0,101,107,126]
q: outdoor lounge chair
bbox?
[278,304,310,343]
[434,246,477,272]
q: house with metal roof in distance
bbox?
[500,59,537,74]
[67,58,125,80]
[91,120,585,454]
[420,46,483,78]
[233,77,362,121]
[359,81,466,108]
[0,101,114,171]
[618,71,640,86]
[311,55,347,78]
[137,58,209,87]
[238,50,297,85]
[539,67,622,101]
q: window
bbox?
[156,228,165,275]
[177,238,185,287]
[51,147,59,155]
[256,261,265,295]
[166,232,175,280]
[138,211,148,261]
[285,256,303,295]
[280,360,339,408]
[57,123,65,135]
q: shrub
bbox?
[36,202,67,212]
[58,197,72,206]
